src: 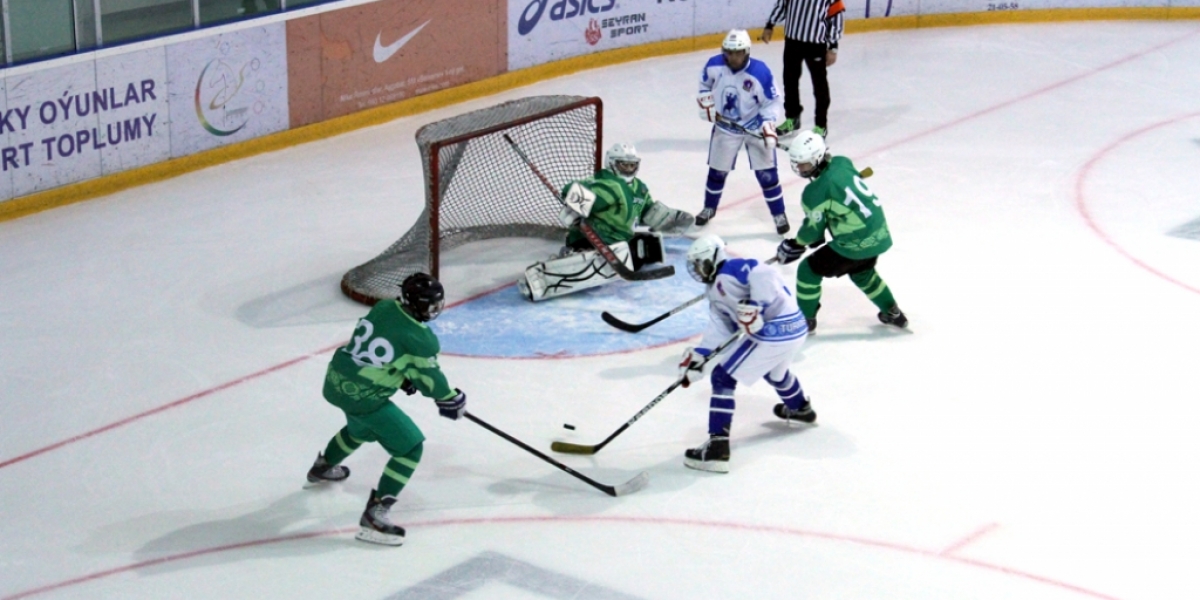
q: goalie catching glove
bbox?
[696,92,717,123]
[435,389,466,421]
[678,347,712,387]
[641,202,695,235]
[735,301,764,335]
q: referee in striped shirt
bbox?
[761,0,846,138]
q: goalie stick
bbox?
[502,133,675,282]
[550,332,744,456]
[601,257,780,333]
[465,412,649,497]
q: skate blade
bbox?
[684,458,729,474]
[355,527,405,546]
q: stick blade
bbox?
[601,311,648,333]
[624,264,675,281]
[612,471,650,496]
[550,441,598,455]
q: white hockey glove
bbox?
[642,202,696,235]
[761,121,778,151]
[678,347,711,388]
[557,205,582,229]
[563,182,597,219]
[735,301,764,335]
[696,92,717,123]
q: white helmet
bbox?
[722,29,752,52]
[687,234,727,284]
[787,131,828,178]
[605,143,641,182]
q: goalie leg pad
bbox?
[519,242,633,301]
[629,232,665,270]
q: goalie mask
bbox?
[686,234,727,284]
[788,131,829,179]
[399,272,445,322]
[605,143,641,182]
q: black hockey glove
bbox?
[436,389,466,421]
[775,239,807,264]
[400,379,417,396]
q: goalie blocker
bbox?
[519,232,667,302]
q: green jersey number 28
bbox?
[348,318,395,367]
[843,176,881,218]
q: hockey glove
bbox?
[696,93,717,123]
[400,379,417,396]
[557,205,582,229]
[735,301,764,335]
[761,121,778,151]
[678,347,711,388]
[563,182,597,218]
[435,389,466,421]
[775,238,807,264]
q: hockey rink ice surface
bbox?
[3,20,1200,600]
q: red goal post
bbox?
[341,96,603,305]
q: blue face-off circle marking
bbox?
[433,239,707,358]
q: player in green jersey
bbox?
[304,272,466,546]
[519,143,694,301]
[774,131,907,331]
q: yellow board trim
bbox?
[2,7,1198,223]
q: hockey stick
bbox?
[465,412,649,497]
[601,257,780,333]
[550,332,744,456]
[502,133,675,282]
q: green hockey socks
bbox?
[849,268,897,312]
[322,427,364,465]
[377,442,424,498]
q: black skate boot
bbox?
[684,435,730,473]
[694,207,716,227]
[306,453,350,485]
[774,401,817,424]
[878,305,909,329]
[773,212,790,235]
[356,489,405,546]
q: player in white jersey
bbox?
[678,235,816,473]
[694,29,790,235]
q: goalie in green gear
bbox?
[305,272,467,546]
[518,143,695,301]
[774,131,907,331]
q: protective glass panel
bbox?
[9,0,76,64]
[100,0,192,46]
[199,0,280,26]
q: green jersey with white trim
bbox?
[794,156,893,260]
[323,299,453,415]
[564,170,658,247]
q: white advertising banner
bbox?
[694,0,778,36]
[508,0,700,70]
[0,79,11,200]
[165,23,289,157]
[1,57,169,200]
[96,48,172,175]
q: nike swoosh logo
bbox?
[373,20,431,64]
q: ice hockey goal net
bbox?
[340,95,603,305]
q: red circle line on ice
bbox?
[1,517,1122,600]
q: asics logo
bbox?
[373,20,431,63]
[518,0,616,36]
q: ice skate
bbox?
[878,305,908,329]
[776,118,797,135]
[773,212,790,235]
[356,489,405,546]
[305,453,349,486]
[812,125,827,138]
[694,207,716,227]
[774,401,817,424]
[684,435,730,473]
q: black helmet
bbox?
[399,273,445,322]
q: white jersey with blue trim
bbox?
[700,258,807,349]
[699,55,784,133]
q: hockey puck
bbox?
[563,423,576,430]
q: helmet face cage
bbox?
[605,143,641,181]
[400,273,446,322]
[788,132,827,178]
[686,235,725,284]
